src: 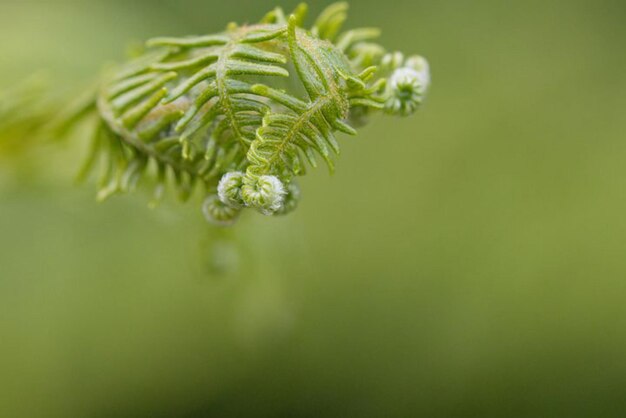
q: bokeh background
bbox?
[2,0,626,416]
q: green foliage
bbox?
[60,2,431,224]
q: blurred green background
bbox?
[2,0,626,417]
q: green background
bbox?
[1,0,626,416]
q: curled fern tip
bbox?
[59,2,431,225]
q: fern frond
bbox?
[58,2,431,225]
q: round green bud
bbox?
[202,195,241,226]
[385,66,428,117]
[241,175,286,215]
[217,171,245,208]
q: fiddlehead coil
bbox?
[202,195,240,226]
[241,174,286,215]
[217,171,246,208]
[59,2,430,225]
